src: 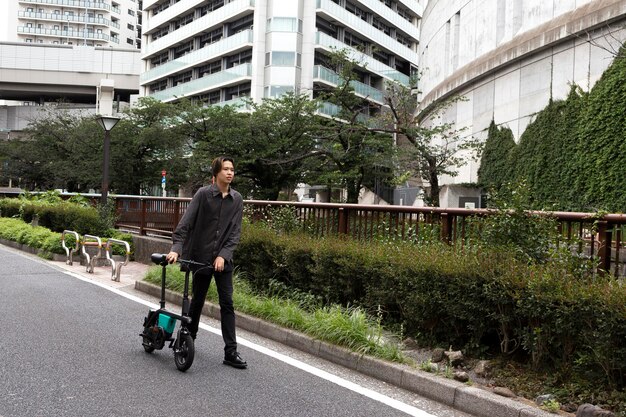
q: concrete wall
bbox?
[416,0,626,202]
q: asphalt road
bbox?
[0,246,472,417]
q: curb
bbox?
[135,280,556,417]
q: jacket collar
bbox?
[209,183,232,198]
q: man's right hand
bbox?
[166,251,179,264]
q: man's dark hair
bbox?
[211,156,235,177]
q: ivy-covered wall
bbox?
[478,48,626,212]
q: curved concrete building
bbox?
[417,0,626,207]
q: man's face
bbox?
[216,160,235,185]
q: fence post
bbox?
[338,207,348,235]
[597,220,612,274]
[140,198,147,236]
[441,213,453,244]
[173,200,180,231]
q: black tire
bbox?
[142,335,155,353]
[174,333,194,372]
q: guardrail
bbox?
[110,195,626,277]
[0,191,623,276]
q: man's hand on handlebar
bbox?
[166,251,179,264]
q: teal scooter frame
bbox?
[140,253,211,372]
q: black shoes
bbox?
[223,352,247,369]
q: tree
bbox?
[376,77,477,207]
[0,106,102,191]
[111,97,188,195]
[311,49,395,203]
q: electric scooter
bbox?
[140,253,211,372]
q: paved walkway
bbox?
[41,254,559,417]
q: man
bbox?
[166,156,247,369]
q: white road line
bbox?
[38,258,436,417]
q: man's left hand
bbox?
[214,256,225,272]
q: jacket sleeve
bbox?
[218,197,243,262]
[171,189,202,255]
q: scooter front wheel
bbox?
[174,333,194,372]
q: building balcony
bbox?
[313,65,384,104]
[17,26,118,43]
[144,0,254,56]
[18,11,119,29]
[315,31,409,86]
[315,0,418,64]
[149,62,251,102]
[19,0,115,12]
[141,29,253,85]
[359,0,419,40]
[396,0,424,18]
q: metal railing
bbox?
[110,195,626,276]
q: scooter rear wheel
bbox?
[174,333,194,372]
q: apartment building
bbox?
[140,0,423,109]
[1,0,142,48]
[0,0,144,131]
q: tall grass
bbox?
[143,265,405,362]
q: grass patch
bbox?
[143,265,405,363]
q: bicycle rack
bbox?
[105,238,130,282]
[81,234,103,273]
[61,230,81,266]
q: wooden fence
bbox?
[111,195,626,276]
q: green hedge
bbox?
[0,198,109,236]
[0,217,65,255]
[234,223,626,386]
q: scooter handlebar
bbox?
[150,253,214,270]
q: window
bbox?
[53,41,59,44]
[54,10,60,14]
[379,0,391,7]
[37,39,44,43]
[151,26,169,40]
[264,86,294,98]
[225,49,252,68]
[197,90,221,104]
[373,17,391,36]
[128,9,135,16]
[397,7,412,22]
[173,40,193,58]
[172,70,192,86]
[127,23,134,30]
[396,33,411,48]
[199,27,222,48]
[174,12,193,29]
[373,49,390,66]
[198,60,221,77]
[27,7,34,12]
[150,51,169,67]
[268,51,296,66]
[199,0,225,16]
[225,83,250,100]
[344,31,366,49]
[267,17,302,33]
[26,23,33,28]
[25,38,33,42]
[346,1,367,21]
[127,38,133,45]
[228,13,253,34]
[97,28,103,33]
[150,79,167,93]
[54,25,59,30]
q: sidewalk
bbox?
[48,256,558,417]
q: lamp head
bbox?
[96,115,120,132]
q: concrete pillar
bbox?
[97,79,115,116]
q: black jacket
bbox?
[171,184,243,268]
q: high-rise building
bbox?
[0,0,144,134]
[139,0,423,107]
[2,0,142,48]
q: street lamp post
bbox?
[96,115,120,206]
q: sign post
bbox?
[161,170,166,197]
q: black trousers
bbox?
[188,269,237,355]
